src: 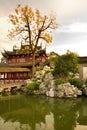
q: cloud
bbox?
[57,0,87,24]
[47,22,87,56]
[57,22,87,33]
[1,0,87,19]
[0,0,87,56]
[53,32,87,45]
[47,38,87,56]
[52,22,87,45]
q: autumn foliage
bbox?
[8,4,58,76]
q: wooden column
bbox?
[9,73,11,83]
[18,73,20,82]
[0,73,1,80]
[4,73,5,84]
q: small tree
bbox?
[8,4,58,77]
[49,51,59,68]
[53,50,79,78]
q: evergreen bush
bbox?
[53,51,79,78]
[69,78,83,88]
[25,80,40,95]
[55,79,65,86]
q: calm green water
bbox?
[0,95,87,130]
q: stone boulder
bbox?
[26,70,83,98]
[39,82,47,94]
[43,72,54,83]
[46,82,82,98]
[39,72,55,95]
[46,88,55,97]
[33,66,52,82]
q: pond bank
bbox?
[0,66,87,98]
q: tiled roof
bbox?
[78,57,87,64]
[2,45,46,58]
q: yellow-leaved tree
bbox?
[8,4,58,77]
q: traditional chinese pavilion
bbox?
[0,44,47,83]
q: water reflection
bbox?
[0,95,87,130]
[35,112,54,130]
[0,112,54,130]
[75,125,87,130]
[0,117,31,130]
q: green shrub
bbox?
[25,80,40,95]
[53,51,79,78]
[55,79,65,86]
[69,78,83,88]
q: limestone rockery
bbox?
[27,66,83,98]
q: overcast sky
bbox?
[0,0,87,57]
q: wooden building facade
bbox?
[0,45,47,83]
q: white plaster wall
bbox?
[83,67,87,80]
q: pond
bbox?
[0,95,87,130]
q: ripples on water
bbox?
[0,95,87,130]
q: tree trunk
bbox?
[32,53,35,78]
